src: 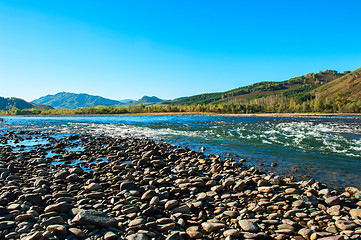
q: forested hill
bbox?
[315,68,361,108]
[0,97,52,111]
[164,70,346,106]
[32,92,122,109]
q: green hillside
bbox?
[315,68,361,100]
[164,70,345,106]
[0,97,52,111]
[313,68,361,112]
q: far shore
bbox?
[1,112,361,118]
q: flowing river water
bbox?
[1,115,360,189]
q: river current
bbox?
[1,115,360,189]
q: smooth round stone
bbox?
[223,211,239,218]
[278,224,295,231]
[258,186,273,193]
[327,205,341,216]
[141,190,156,200]
[129,218,145,227]
[350,209,361,219]
[164,200,179,210]
[285,188,299,194]
[201,222,226,233]
[275,229,295,235]
[335,220,357,230]
[138,230,156,238]
[149,196,159,206]
[263,220,279,225]
[295,212,309,218]
[46,224,67,235]
[223,229,241,238]
[325,196,340,206]
[85,183,102,191]
[239,220,259,232]
[293,200,305,208]
[157,222,176,231]
[15,213,34,221]
[196,192,207,200]
[223,178,235,187]
[187,230,203,239]
[120,181,137,191]
[104,231,118,240]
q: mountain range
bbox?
[32,92,128,109]
[1,67,360,112]
[32,92,163,109]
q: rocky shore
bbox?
[0,130,360,240]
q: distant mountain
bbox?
[119,99,134,104]
[0,97,52,111]
[126,96,164,106]
[32,92,126,109]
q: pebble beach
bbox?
[0,128,361,240]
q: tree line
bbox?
[1,93,361,116]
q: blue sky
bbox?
[0,1,360,101]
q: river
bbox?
[1,115,360,189]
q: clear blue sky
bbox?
[0,0,360,101]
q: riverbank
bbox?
[2,112,361,118]
[0,128,360,239]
